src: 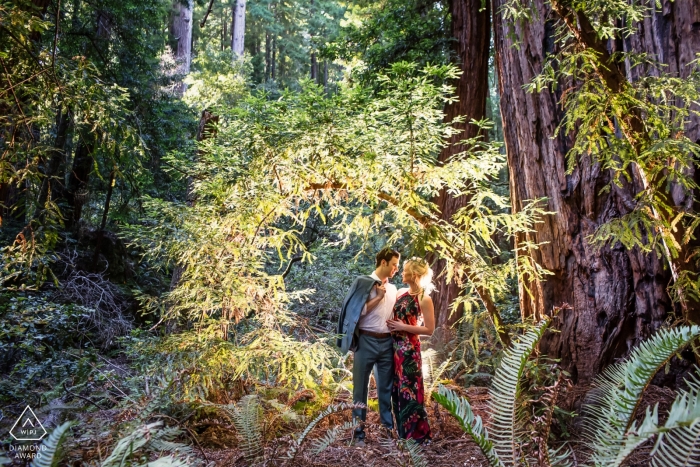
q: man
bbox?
[337,247,400,446]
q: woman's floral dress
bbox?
[391,292,432,442]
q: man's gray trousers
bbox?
[352,333,394,439]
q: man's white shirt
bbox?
[357,271,397,333]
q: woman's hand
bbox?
[386,319,405,332]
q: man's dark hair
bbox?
[375,247,400,267]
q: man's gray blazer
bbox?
[337,275,380,353]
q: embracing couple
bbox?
[337,248,435,446]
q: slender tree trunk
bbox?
[222,8,227,50]
[430,0,491,330]
[230,4,235,49]
[65,139,95,231]
[35,108,71,218]
[310,51,318,81]
[170,0,193,96]
[92,162,116,267]
[271,37,276,80]
[265,32,271,80]
[232,0,246,58]
[492,0,699,389]
[323,61,328,92]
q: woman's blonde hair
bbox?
[404,257,434,295]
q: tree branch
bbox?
[306,180,511,346]
[306,181,433,226]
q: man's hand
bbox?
[364,279,387,314]
[375,283,386,299]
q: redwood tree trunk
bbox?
[170,0,193,96]
[492,0,699,389]
[431,0,491,330]
[232,0,246,58]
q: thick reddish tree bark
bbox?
[431,0,491,330]
[492,0,700,388]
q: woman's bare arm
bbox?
[386,295,435,336]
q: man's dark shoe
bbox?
[350,438,366,447]
[351,426,366,447]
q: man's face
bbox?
[383,255,400,278]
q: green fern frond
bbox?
[649,372,700,467]
[433,385,501,467]
[309,421,355,455]
[135,455,193,467]
[102,422,163,467]
[228,395,263,465]
[147,425,193,456]
[400,439,428,467]
[488,318,551,466]
[422,348,453,403]
[547,444,574,467]
[583,325,700,467]
[31,422,73,467]
[285,402,361,463]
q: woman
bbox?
[386,257,435,443]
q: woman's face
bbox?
[402,267,413,284]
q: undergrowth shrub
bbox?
[0,292,99,406]
[123,322,341,402]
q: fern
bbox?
[228,395,263,465]
[102,422,163,467]
[31,422,73,467]
[583,325,700,467]
[422,348,453,404]
[309,421,355,455]
[488,318,551,466]
[285,402,361,463]
[648,372,700,466]
[147,426,194,458]
[433,386,501,466]
[399,439,428,467]
[135,456,192,467]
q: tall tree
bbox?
[232,0,246,57]
[431,0,491,330]
[171,0,193,95]
[493,0,700,388]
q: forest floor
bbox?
[199,386,491,467]
[11,385,491,467]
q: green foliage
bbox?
[125,322,338,400]
[99,422,195,467]
[131,60,543,374]
[308,421,355,455]
[648,373,700,467]
[434,319,555,467]
[436,324,700,467]
[0,292,99,405]
[25,420,195,467]
[285,401,361,462]
[583,325,700,467]
[327,0,451,84]
[488,318,552,465]
[31,422,73,467]
[192,0,345,87]
[229,395,264,465]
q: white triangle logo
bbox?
[9,406,47,441]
